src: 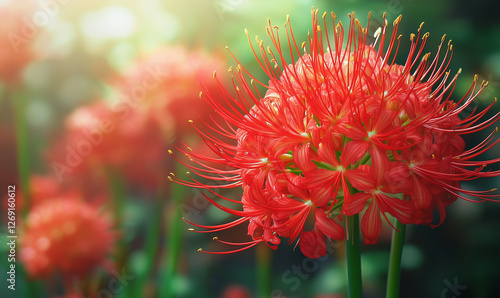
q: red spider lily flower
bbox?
[170,9,500,258]
[20,198,116,278]
[344,147,414,244]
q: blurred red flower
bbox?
[220,284,252,298]
[20,198,116,278]
[48,47,227,191]
[48,100,168,190]
[115,46,227,137]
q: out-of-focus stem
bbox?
[130,185,166,297]
[161,165,187,297]
[13,89,31,217]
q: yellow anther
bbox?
[189,120,193,123]
[322,12,327,19]
[197,248,202,252]
[301,41,306,49]
[213,237,218,240]
[168,150,173,154]
[188,228,194,231]
[213,70,216,78]
[393,15,402,26]
[244,28,248,35]
[199,91,203,98]
[383,12,387,19]
[441,34,447,42]
[418,22,425,31]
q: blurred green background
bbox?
[1,0,499,297]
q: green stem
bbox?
[130,185,166,298]
[12,89,31,217]
[257,244,272,298]
[345,214,362,298]
[161,166,187,297]
[107,169,126,229]
[386,219,406,298]
[107,169,128,270]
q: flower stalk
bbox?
[162,166,187,297]
[130,185,166,298]
[257,243,272,298]
[386,219,406,298]
[345,214,362,298]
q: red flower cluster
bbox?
[50,101,168,189]
[171,10,500,258]
[49,47,226,190]
[20,198,115,278]
[115,46,226,137]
